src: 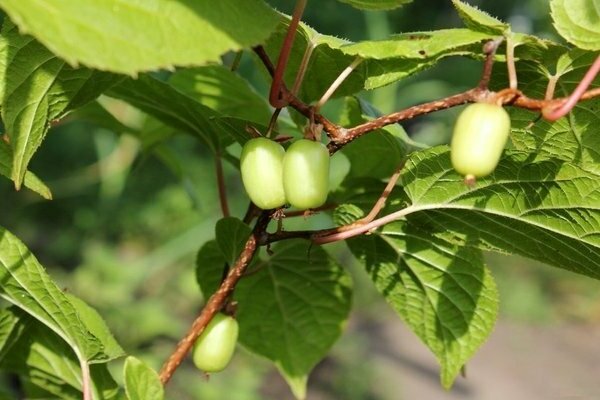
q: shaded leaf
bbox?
[107,75,229,152]
[0,19,119,187]
[0,226,123,363]
[0,0,280,75]
[0,310,121,400]
[169,66,272,126]
[0,140,52,199]
[215,217,252,266]
[347,221,498,387]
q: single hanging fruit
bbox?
[240,137,286,209]
[283,139,330,209]
[450,102,511,179]
[192,313,239,373]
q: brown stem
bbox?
[543,55,600,121]
[479,38,503,90]
[159,212,270,384]
[505,36,518,90]
[269,0,307,108]
[359,162,404,223]
[215,153,230,218]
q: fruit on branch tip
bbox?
[192,313,239,373]
[450,103,511,178]
[240,137,286,209]
[283,139,330,210]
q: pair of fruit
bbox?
[240,138,329,210]
[192,313,239,373]
[451,102,511,179]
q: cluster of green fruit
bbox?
[451,102,511,180]
[240,138,330,210]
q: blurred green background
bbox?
[2,1,600,399]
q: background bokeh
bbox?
[2,0,600,399]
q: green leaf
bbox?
[108,75,236,152]
[451,0,509,35]
[0,307,24,358]
[65,294,124,362]
[504,49,600,172]
[196,240,352,399]
[169,66,272,126]
[107,75,230,152]
[0,226,123,363]
[0,0,280,75]
[123,356,164,400]
[0,140,52,199]
[336,0,411,10]
[400,146,600,280]
[0,19,119,187]
[264,22,494,102]
[347,221,498,387]
[0,311,121,400]
[551,0,600,50]
[215,217,252,266]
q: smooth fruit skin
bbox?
[240,138,286,209]
[192,313,239,373]
[283,139,330,209]
[450,103,511,178]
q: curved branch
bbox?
[159,212,270,384]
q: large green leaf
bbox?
[107,75,229,152]
[197,236,352,399]
[169,66,272,126]
[0,19,119,187]
[263,22,493,102]
[336,0,411,10]
[123,356,164,400]
[0,310,121,400]
[400,147,600,280]
[502,49,600,172]
[0,140,52,199]
[0,226,124,363]
[551,0,600,50]
[347,222,498,388]
[0,0,280,75]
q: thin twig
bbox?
[359,162,404,223]
[543,55,600,121]
[269,0,308,108]
[80,359,92,400]
[315,57,363,112]
[230,51,243,72]
[292,38,317,96]
[215,153,230,218]
[505,36,518,90]
[479,38,503,90]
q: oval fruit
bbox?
[240,137,286,209]
[450,103,511,178]
[283,139,330,209]
[192,313,239,373]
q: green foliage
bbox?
[0,0,280,75]
[197,219,352,398]
[336,0,412,11]
[551,0,600,50]
[347,221,498,388]
[0,19,119,188]
[123,356,164,400]
[1,0,600,398]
